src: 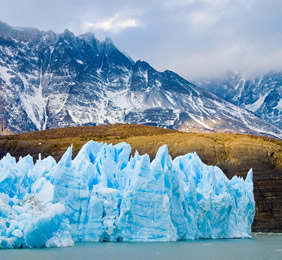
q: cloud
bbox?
[164,41,282,80]
[188,10,220,28]
[185,0,229,28]
[0,0,281,80]
[82,13,141,33]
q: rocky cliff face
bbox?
[0,21,281,139]
[196,72,282,129]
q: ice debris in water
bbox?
[0,141,255,248]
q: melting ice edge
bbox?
[0,140,255,248]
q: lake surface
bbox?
[1,233,282,260]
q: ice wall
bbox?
[0,141,255,248]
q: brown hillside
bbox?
[0,124,281,232]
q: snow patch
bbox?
[0,66,13,83]
[274,99,282,111]
[19,86,45,130]
[245,91,270,112]
[4,47,13,56]
[189,114,212,129]
[76,59,84,65]
[234,78,246,100]
[19,67,47,130]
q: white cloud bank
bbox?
[82,13,141,33]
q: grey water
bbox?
[1,233,282,260]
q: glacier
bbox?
[0,140,255,248]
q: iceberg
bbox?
[0,141,255,248]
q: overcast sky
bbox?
[1,0,282,80]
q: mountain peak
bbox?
[104,37,114,45]
[78,32,97,41]
[0,20,44,42]
[0,20,10,30]
[61,29,76,41]
[0,20,15,38]
[134,60,152,70]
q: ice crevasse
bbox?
[0,140,255,248]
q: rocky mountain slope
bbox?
[0,21,281,139]
[196,72,282,129]
[0,124,281,232]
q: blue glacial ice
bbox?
[0,141,255,248]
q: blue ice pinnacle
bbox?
[0,141,255,248]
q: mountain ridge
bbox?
[195,71,282,129]
[0,21,281,139]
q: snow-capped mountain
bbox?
[196,72,282,129]
[0,21,281,139]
